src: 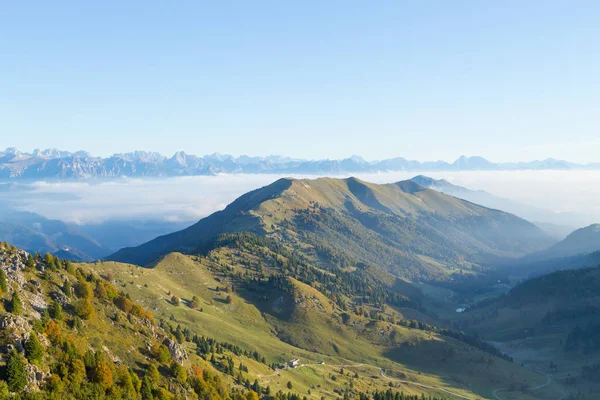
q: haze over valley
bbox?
[2,2,600,400]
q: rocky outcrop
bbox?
[50,290,70,306]
[163,338,188,364]
[25,363,50,392]
[0,314,32,352]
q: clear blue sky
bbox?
[1,1,599,162]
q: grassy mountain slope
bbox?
[4,241,483,400]
[109,177,553,282]
[453,267,600,398]
[410,175,584,239]
[0,242,243,399]
[88,245,561,400]
[526,224,600,261]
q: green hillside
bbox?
[0,242,246,399]
[90,235,563,400]
[522,223,600,264]
[109,177,553,282]
[3,241,507,400]
[452,266,600,399]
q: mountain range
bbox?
[3,147,600,180]
[2,175,599,399]
[0,211,189,261]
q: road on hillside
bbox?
[259,362,481,399]
[492,374,552,400]
[379,368,475,400]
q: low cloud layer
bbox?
[1,171,600,227]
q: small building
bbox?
[289,359,300,368]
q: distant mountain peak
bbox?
[108,176,552,267]
[348,155,367,163]
[1,147,599,180]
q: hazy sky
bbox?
[2,2,599,162]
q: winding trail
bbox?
[492,374,552,400]
[261,360,556,400]
[379,368,474,400]
[261,361,481,399]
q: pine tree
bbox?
[9,292,22,315]
[49,300,63,320]
[25,333,43,364]
[141,376,154,400]
[26,254,35,270]
[7,349,27,392]
[63,279,72,298]
[0,269,8,293]
[147,363,160,384]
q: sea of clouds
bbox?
[2,171,600,227]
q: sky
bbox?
[1,1,599,162]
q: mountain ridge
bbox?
[3,147,600,180]
[410,175,589,238]
[108,177,554,280]
[521,223,600,263]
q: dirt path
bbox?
[379,368,475,400]
[261,360,553,400]
[492,374,552,400]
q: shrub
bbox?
[114,295,134,313]
[75,280,93,299]
[151,343,172,364]
[171,361,187,383]
[92,361,114,389]
[74,298,95,320]
[45,320,63,344]
[94,281,107,299]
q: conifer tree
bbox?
[63,279,72,298]
[9,292,22,315]
[49,300,63,320]
[25,333,43,364]
[141,376,154,400]
[7,349,27,392]
[0,269,7,293]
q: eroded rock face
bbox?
[50,290,70,306]
[0,251,27,287]
[24,291,48,313]
[163,338,188,364]
[0,314,32,352]
[25,363,50,392]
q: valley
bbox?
[5,5,600,399]
[1,175,598,399]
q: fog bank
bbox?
[1,171,599,228]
